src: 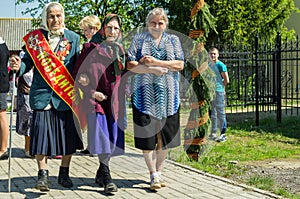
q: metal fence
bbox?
[215,32,300,125]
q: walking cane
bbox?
[8,71,16,193]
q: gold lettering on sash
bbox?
[41,58,52,67]
[64,85,73,92]
[68,90,74,99]
[58,79,69,88]
[23,29,80,125]
[37,51,47,60]
[52,74,65,83]
[48,67,60,77]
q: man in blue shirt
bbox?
[208,48,230,142]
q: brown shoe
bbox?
[158,176,167,187]
[150,176,161,190]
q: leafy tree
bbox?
[17,0,299,46]
[207,0,299,45]
[165,0,299,46]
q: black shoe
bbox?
[95,164,117,193]
[80,149,90,155]
[0,151,8,160]
[95,166,104,187]
[58,167,73,188]
[36,170,49,191]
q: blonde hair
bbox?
[79,15,101,31]
[146,8,169,27]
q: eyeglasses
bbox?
[150,21,165,27]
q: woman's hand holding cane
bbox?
[9,55,21,72]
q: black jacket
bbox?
[0,42,9,93]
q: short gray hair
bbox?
[145,8,169,27]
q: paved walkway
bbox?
[0,112,282,199]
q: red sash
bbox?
[23,29,85,129]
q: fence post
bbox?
[276,32,282,123]
[255,34,259,126]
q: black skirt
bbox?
[30,109,83,156]
[132,104,181,150]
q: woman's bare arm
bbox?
[140,55,184,71]
[126,60,168,76]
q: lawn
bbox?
[125,109,300,199]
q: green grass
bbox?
[248,175,275,191]
[125,110,300,198]
[275,188,300,199]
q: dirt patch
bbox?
[229,158,300,195]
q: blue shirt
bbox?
[210,60,227,92]
[127,32,184,119]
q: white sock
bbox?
[150,172,159,180]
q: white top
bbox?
[0,37,4,44]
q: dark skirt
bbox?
[132,104,181,150]
[30,109,83,156]
[87,113,124,156]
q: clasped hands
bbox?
[139,55,168,76]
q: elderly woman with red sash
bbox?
[10,2,83,192]
[74,14,126,194]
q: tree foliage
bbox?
[16,0,165,40]
[17,0,299,46]
[205,0,299,45]
[166,0,298,46]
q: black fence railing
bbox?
[214,32,300,125]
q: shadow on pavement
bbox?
[0,176,152,197]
